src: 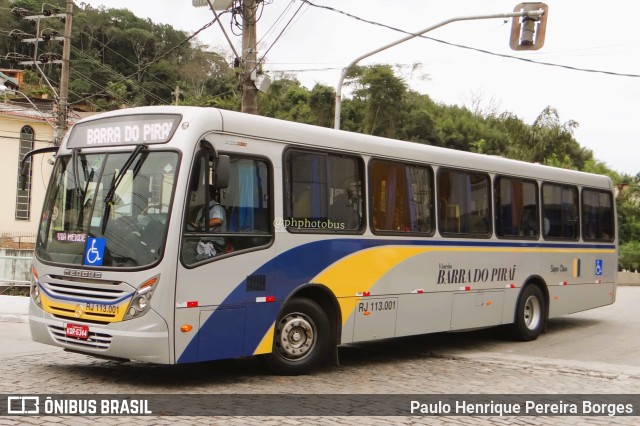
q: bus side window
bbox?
[181,153,273,266]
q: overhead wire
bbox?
[258,0,307,65]
[69,46,168,105]
[299,0,640,79]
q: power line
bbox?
[258,1,307,64]
[77,29,179,96]
[299,0,640,79]
[69,46,168,105]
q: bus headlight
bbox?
[31,267,42,308]
[124,275,159,320]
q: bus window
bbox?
[182,153,272,265]
[542,183,579,240]
[582,188,614,241]
[495,177,539,238]
[369,160,434,234]
[284,149,364,232]
[437,169,491,237]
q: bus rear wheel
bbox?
[511,284,546,341]
[265,298,330,375]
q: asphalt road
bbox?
[1,287,639,425]
[2,287,639,368]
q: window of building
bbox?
[15,126,34,221]
[369,159,434,234]
[495,177,539,238]
[582,188,614,241]
[284,149,364,232]
[437,169,491,237]
[542,183,579,240]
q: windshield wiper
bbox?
[101,144,147,234]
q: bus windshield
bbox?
[36,150,179,268]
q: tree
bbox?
[354,65,407,138]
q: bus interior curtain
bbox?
[384,166,397,230]
[238,161,255,231]
[310,156,323,219]
[406,167,418,230]
[453,172,471,233]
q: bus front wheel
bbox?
[265,298,330,375]
[511,284,546,341]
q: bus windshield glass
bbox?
[36,150,179,268]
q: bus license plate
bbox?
[65,323,89,339]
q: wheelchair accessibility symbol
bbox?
[84,238,106,266]
[595,259,603,276]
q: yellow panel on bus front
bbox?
[40,292,130,323]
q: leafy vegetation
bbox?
[2,0,639,269]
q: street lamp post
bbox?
[0,83,56,130]
[334,7,546,130]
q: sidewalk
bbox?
[0,294,29,315]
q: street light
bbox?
[334,6,547,130]
[0,83,56,130]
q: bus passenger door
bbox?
[175,147,275,363]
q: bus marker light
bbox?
[363,311,371,316]
[187,301,199,308]
[460,286,471,291]
[595,279,602,284]
[356,292,371,297]
[559,281,568,286]
[411,289,424,294]
[181,325,193,333]
[486,301,492,306]
[554,296,559,300]
[506,283,516,289]
[256,296,276,303]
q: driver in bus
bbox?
[188,185,227,259]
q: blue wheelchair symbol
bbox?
[84,238,106,266]
[595,259,603,276]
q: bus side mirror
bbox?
[215,155,230,189]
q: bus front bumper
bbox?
[29,299,172,364]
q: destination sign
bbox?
[67,114,182,148]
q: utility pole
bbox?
[57,0,73,145]
[241,0,258,114]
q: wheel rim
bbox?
[523,295,542,330]
[275,312,316,360]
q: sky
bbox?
[81,0,640,176]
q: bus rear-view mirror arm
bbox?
[19,146,59,190]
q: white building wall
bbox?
[0,114,55,235]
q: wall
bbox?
[0,113,54,234]
[0,248,32,286]
[618,271,640,286]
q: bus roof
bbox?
[68,106,613,190]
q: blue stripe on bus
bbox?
[37,283,134,305]
[177,238,615,363]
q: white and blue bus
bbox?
[25,106,616,374]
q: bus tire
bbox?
[511,284,546,341]
[265,298,330,375]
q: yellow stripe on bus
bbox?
[253,244,614,354]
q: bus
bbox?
[25,106,617,375]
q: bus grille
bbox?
[43,275,130,301]
[48,324,113,350]
[40,275,133,322]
